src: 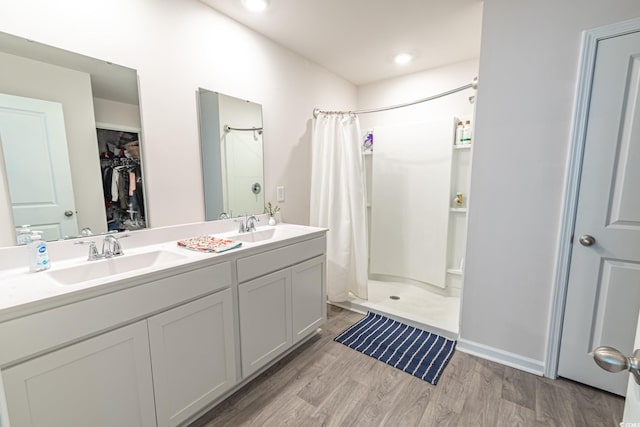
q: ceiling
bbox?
[200,0,484,85]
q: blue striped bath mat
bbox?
[334,311,456,385]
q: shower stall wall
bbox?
[369,119,455,289]
[367,117,471,296]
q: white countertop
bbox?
[0,219,327,322]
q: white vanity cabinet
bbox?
[0,225,327,427]
[239,269,293,377]
[237,236,326,378]
[147,289,236,427]
[0,261,235,427]
[291,256,326,344]
[2,320,157,427]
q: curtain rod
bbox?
[313,77,478,118]
[224,125,263,134]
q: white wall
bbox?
[461,1,640,366]
[93,98,142,130]
[358,59,478,131]
[0,51,105,243]
[0,0,356,233]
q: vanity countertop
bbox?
[0,221,327,323]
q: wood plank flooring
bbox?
[191,305,624,427]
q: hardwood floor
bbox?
[191,305,624,427]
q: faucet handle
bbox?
[112,239,123,256]
[234,217,246,233]
[75,240,100,260]
[87,241,100,261]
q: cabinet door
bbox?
[2,321,156,427]
[238,269,292,378]
[292,256,326,344]
[148,289,236,427]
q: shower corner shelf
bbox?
[447,269,463,276]
[450,207,468,213]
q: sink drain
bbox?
[389,295,400,300]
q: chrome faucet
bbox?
[102,234,123,258]
[75,234,126,261]
[246,215,259,232]
[235,214,260,233]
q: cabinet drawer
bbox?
[237,237,326,283]
[0,261,232,367]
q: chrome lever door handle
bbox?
[594,346,640,385]
[579,234,596,246]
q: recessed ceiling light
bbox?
[241,0,270,12]
[394,53,413,65]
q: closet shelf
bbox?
[447,269,463,276]
[453,144,472,150]
[450,208,468,213]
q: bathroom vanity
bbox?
[0,220,327,427]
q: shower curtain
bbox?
[310,113,368,301]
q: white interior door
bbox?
[558,31,640,396]
[0,93,78,241]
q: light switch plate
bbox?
[276,186,285,202]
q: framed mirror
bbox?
[0,31,145,245]
[198,88,264,220]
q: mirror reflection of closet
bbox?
[97,126,146,232]
[0,30,144,245]
[198,88,264,221]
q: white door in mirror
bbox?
[0,93,79,241]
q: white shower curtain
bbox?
[310,113,368,302]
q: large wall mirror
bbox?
[0,31,146,245]
[198,88,264,221]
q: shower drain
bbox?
[389,295,400,300]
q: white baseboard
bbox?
[457,339,545,376]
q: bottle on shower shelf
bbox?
[462,120,472,144]
[454,192,464,207]
[363,130,373,152]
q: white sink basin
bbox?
[230,228,277,243]
[227,225,304,243]
[48,250,187,286]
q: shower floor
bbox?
[330,279,460,340]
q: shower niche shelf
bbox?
[446,117,473,297]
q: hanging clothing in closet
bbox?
[100,156,145,232]
[97,126,146,232]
